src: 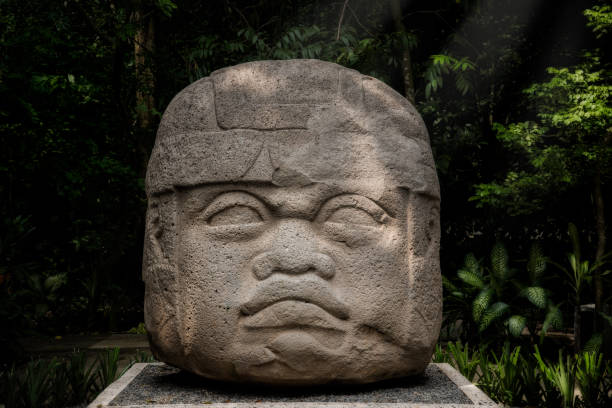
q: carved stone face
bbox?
[143,60,441,385]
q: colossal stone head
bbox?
[143,60,441,385]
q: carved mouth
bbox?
[240,276,350,321]
[241,300,344,330]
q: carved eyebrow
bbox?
[316,194,392,224]
[201,191,269,222]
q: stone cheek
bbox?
[143,60,441,385]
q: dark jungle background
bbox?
[1,0,611,367]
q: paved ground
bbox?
[18,333,151,374]
[19,333,149,354]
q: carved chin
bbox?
[224,323,430,385]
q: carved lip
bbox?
[241,300,343,330]
[240,277,350,321]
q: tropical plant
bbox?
[64,350,99,405]
[477,344,527,406]
[471,2,612,320]
[445,340,480,382]
[551,223,611,351]
[449,242,561,340]
[95,347,121,392]
[19,358,59,408]
[431,343,451,364]
[575,351,609,408]
[512,243,564,343]
[534,346,576,408]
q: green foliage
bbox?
[471,59,612,215]
[477,344,526,406]
[445,341,480,382]
[431,343,451,364]
[96,347,121,390]
[534,346,576,408]
[540,304,564,338]
[424,54,476,98]
[506,315,527,337]
[127,322,147,335]
[155,0,177,18]
[553,223,611,305]
[584,4,612,39]
[575,351,608,408]
[446,241,562,342]
[20,358,58,408]
[549,223,612,351]
[522,286,547,309]
[440,341,612,407]
[0,347,148,408]
[63,351,98,406]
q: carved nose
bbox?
[251,251,335,280]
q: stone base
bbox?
[88,363,496,408]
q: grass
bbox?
[438,340,612,408]
[0,348,155,408]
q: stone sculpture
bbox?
[143,59,441,385]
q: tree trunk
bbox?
[134,8,155,130]
[390,0,415,105]
[133,3,156,176]
[593,171,606,331]
[574,304,581,353]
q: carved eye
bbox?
[316,194,391,247]
[326,206,379,227]
[200,191,269,231]
[208,205,263,226]
[318,194,389,226]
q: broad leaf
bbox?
[491,242,509,279]
[506,315,527,337]
[472,287,493,322]
[464,253,480,274]
[528,243,546,282]
[542,305,563,333]
[479,301,509,332]
[523,286,548,309]
[458,269,485,289]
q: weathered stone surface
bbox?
[143,60,442,385]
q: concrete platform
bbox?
[89,363,497,407]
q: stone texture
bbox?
[143,60,442,385]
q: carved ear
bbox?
[143,194,178,274]
[406,192,441,258]
[143,194,183,364]
[144,264,183,363]
[403,192,442,349]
